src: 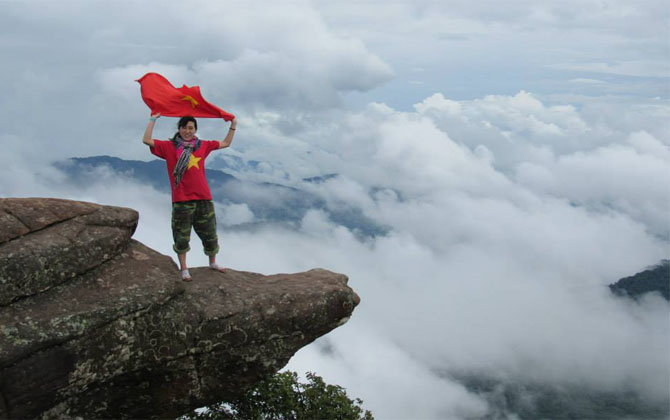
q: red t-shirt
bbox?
[150,139,220,203]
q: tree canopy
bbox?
[181,370,374,420]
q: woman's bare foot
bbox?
[209,262,226,273]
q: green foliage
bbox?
[181,371,374,420]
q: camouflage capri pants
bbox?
[171,200,220,256]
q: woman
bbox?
[142,112,237,281]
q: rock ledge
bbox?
[0,198,359,419]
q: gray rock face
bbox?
[0,198,359,419]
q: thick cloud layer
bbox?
[214,95,669,417]
[4,90,668,418]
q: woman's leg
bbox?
[177,253,191,281]
[193,200,224,272]
[177,253,188,271]
[172,201,196,280]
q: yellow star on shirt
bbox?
[187,155,201,170]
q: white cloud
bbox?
[569,78,607,84]
[416,91,590,143]
[216,203,255,226]
[288,326,490,419]
[516,132,670,236]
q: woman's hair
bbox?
[171,116,199,142]
[178,116,197,130]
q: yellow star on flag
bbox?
[187,155,201,170]
[181,95,199,108]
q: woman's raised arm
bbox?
[218,117,237,149]
[142,113,161,147]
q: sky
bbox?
[1,1,669,418]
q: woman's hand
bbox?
[150,112,161,120]
[230,117,237,130]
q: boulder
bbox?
[0,198,359,419]
[0,198,137,306]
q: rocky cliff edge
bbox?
[0,198,359,419]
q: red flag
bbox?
[136,72,235,121]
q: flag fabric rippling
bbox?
[136,72,235,120]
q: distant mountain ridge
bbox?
[56,155,237,195]
[55,155,388,237]
[609,260,670,301]
[455,373,667,420]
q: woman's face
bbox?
[179,121,197,140]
